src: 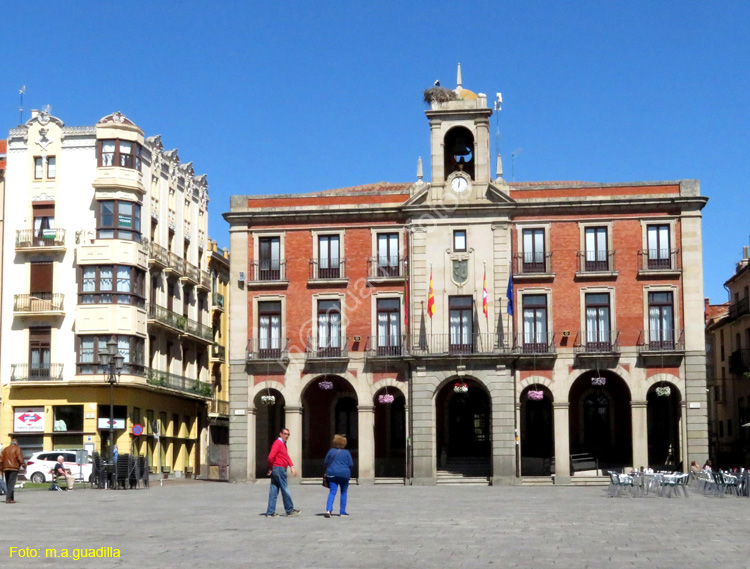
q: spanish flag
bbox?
[427,270,435,318]
[482,269,488,317]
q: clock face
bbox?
[451,176,469,193]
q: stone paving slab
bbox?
[1,481,749,568]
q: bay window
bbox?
[97,199,141,241]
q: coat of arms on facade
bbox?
[452,260,468,284]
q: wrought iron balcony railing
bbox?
[577,251,616,273]
[513,252,553,276]
[309,258,346,280]
[365,335,407,357]
[367,256,406,279]
[406,333,512,356]
[729,297,750,320]
[246,338,289,361]
[515,332,557,354]
[248,260,287,282]
[729,349,750,376]
[306,336,349,358]
[638,249,680,272]
[574,330,621,354]
[211,344,226,360]
[146,368,212,398]
[208,399,229,416]
[16,228,66,249]
[14,293,64,313]
[636,329,684,352]
[212,292,225,310]
[10,363,64,381]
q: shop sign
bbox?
[14,407,45,432]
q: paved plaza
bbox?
[1,480,749,568]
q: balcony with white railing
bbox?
[14,293,65,317]
[15,228,66,252]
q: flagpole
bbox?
[18,85,26,124]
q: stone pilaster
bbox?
[553,402,571,484]
[631,400,648,470]
[357,405,375,482]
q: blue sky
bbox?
[3,1,748,302]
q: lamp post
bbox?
[99,336,124,466]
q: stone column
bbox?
[246,408,256,481]
[631,400,648,471]
[285,407,303,484]
[411,367,436,485]
[553,402,571,484]
[488,365,516,485]
[358,405,375,483]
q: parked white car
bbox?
[23,450,93,484]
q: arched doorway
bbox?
[647,383,682,470]
[436,377,491,476]
[520,385,554,476]
[301,375,358,478]
[374,386,406,478]
[569,370,632,472]
[254,388,285,479]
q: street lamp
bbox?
[99,336,124,467]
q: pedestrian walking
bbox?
[265,428,299,517]
[323,434,353,518]
[1,439,27,504]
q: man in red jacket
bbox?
[265,428,300,517]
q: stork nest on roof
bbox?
[423,86,458,105]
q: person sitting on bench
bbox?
[53,456,75,491]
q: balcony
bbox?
[575,251,617,278]
[365,335,406,358]
[729,297,750,320]
[366,256,406,282]
[515,332,557,355]
[512,252,554,281]
[166,251,185,276]
[148,241,169,269]
[308,259,347,285]
[246,338,289,362]
[181,261,200,286]
[405,333,512,358]
[14,293,65,317]
[198,270,211,291]
[210,343,226,362]
[246,260,287,287]
[147,304,211,342]
[574,330,621,355]
[15,228,66,252]
[211,292,225,312]
[208,399,229,417]
[183,318,213,343]
[306,337,349,359]
[729,349,750,377]
[145,368,212,398]
[637,249,681,276]
[10,363,64,382]
[637,329,685,365]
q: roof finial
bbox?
[457,63,462,89]
[417,157,423,181]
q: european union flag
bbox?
[506,275,514,316]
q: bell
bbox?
[452,136,471,157]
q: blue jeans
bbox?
[266,466,294,515]
[326,476,350,514]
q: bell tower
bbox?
[425,64,493,191]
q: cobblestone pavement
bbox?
[1,480,749,568]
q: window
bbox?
[376,298,401,355]
[79,265,145,306]
[53,405,83,432]
[317,299,342,356]
[97,200,141,241]
[98,139,142,170]
[258,301,282,358]
[259,237,281,280]
[522,295,548,352]
[47,156,56,179]
[453,230,467,252]
[584,227,609,271]
[377,234,400,277]
[721,330,725,361]
[648,291,674,349]
[522,229,546,273]
[449,296,473,354]
[77,334,144,375]
[29,327,51,379]
[318,235,340,279]
[32,203,55,245]
[34,157,43,179]
[647,225,671,269]
[585,293,611,351]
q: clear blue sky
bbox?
[3,1,748,302]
